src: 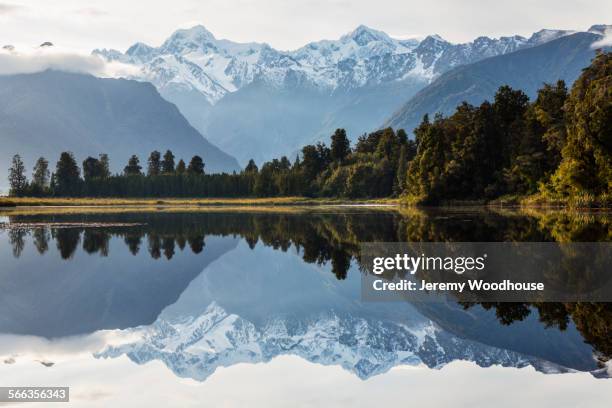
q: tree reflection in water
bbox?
[2,208,611,365]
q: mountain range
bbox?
[94,24,598,165]
[98,301,561,381]
[0,70,240,190]
[387,28,610,132]
[1,24,608,183]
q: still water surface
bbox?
[0,208,610,407]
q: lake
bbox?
[0,207,611,407]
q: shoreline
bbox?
[0,196,400,208]
[0,196,609,212]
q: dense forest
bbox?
[6,52,610,205]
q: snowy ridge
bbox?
[96,302,569,382]
[93,25,576,105]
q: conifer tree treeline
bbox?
[6,128,414,198]
[6,53,610,203]
[404,51,610,205]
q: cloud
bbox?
[592,27,612,48]
[0,329,142,362]
[0,3,22,14]
[75,7,109,17]
[0,46,140,77]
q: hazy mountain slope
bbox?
[386,31,607,133]
[0,70,240,190]
[94,24,577,164]
[205,76,429,164]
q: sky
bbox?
[0,0,610,52]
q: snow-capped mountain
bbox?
[97,301,565,381]
[93,24,588,165]
[386,28,609,136]
[94,25,573,106]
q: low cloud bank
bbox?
[0,47,139,77]
[592,27,612,48]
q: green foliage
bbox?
[187,156,205,175]
[32,157,50,192]
[54,152,81,195]
[147,151,161,176]
[176,159,186,174]
[244,159,258,173]
[330,128,350,162]
[161,150,175,174]
[551,52,611,197]
[99,154,111,179]
[403,53,611,205]
[345,162,378,198]
[82,157,106,181]
[8,154,28,196]
[124,155,143,176]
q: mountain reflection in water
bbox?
[0,208,610,380]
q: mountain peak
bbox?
[126,42,156,60]
[173,24,215,40]
[160,24,216,53]
[588,24,612,35]
[527,29,573,45]
[423,34,447,43]
[344,25,392,45]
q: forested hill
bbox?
[0,70,240,190]
[386,31,606,135]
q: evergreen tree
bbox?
[32,157,50,189]
[8,154,27,196]
[99,154,111,178]
[535,80,568,166]
[187,155,205,175]
[279,156,291,170]
[124,155,143,176]
[393,145,408,196]
[176,159,186,174]
[397,128,408,145]
[147,151,161,176]
[552,52,611,196]
[330,128,350,162]
[161,150,175,174]
[493,85,530,168]
[405,114,447,202]
[301,144,323,182]
[82,157,104,181]
[245,159,258,173]
[375,128,400,164]
[55,152,81,195]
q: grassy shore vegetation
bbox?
[0,196,399,208]
[5,52,610,208]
